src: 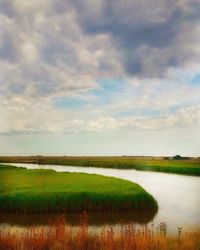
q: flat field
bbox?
[0,165,157,213]
[0,156,200,176]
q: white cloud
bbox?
[0,0,200,137]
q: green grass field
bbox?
[0,156,199,176]
[0,165,157,213]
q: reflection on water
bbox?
[1,163,200,233]
[0,210,156,227]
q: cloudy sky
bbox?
[0,0,200,156]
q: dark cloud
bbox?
[0,34,18,62]
[0,0,200,89]
[72,0,200,77]
[0,11,19,63]
[0,0,16,17]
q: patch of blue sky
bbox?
[90,78,127,96]
[54,78,128,109]
[167,100,199,113]
[88,78,128,105]
[115,100,199,118]
[115,109,163,118]
[53,97,87,109]
[188,73,200,85]
[98,78,126,90]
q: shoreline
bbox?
[0,165,158,213]
[0,156,199,176]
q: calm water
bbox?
[1,163,200,233]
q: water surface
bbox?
[1,163,200,233]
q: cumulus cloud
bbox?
[0,0,200,135]
[0,0,122,100]
[73,0,200,77]
[1,92,200,134]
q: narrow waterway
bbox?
[1,163,200,233]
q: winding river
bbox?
[1,163,200,233]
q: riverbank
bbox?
[0,165,157,213]
[0,156,199,176]
[1,215,199,250]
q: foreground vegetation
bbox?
[0,165,157,213]
[0,156,200,176]
[0,215,199,250]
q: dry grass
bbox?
[0,215,199,250]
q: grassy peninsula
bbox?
[0,156,200,176]
[0,165,157,213]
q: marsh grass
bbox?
[0,156,200,176]
[0,165,157,213]
[0,215,199,250]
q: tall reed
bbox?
[0,215,199,250]
[0,166,157,213]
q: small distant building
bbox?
[164,155,191,160]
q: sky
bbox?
[0,0,200,156]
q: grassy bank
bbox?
[0,165,157,213]
[0,156,200,176]
[0,215,199,250]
